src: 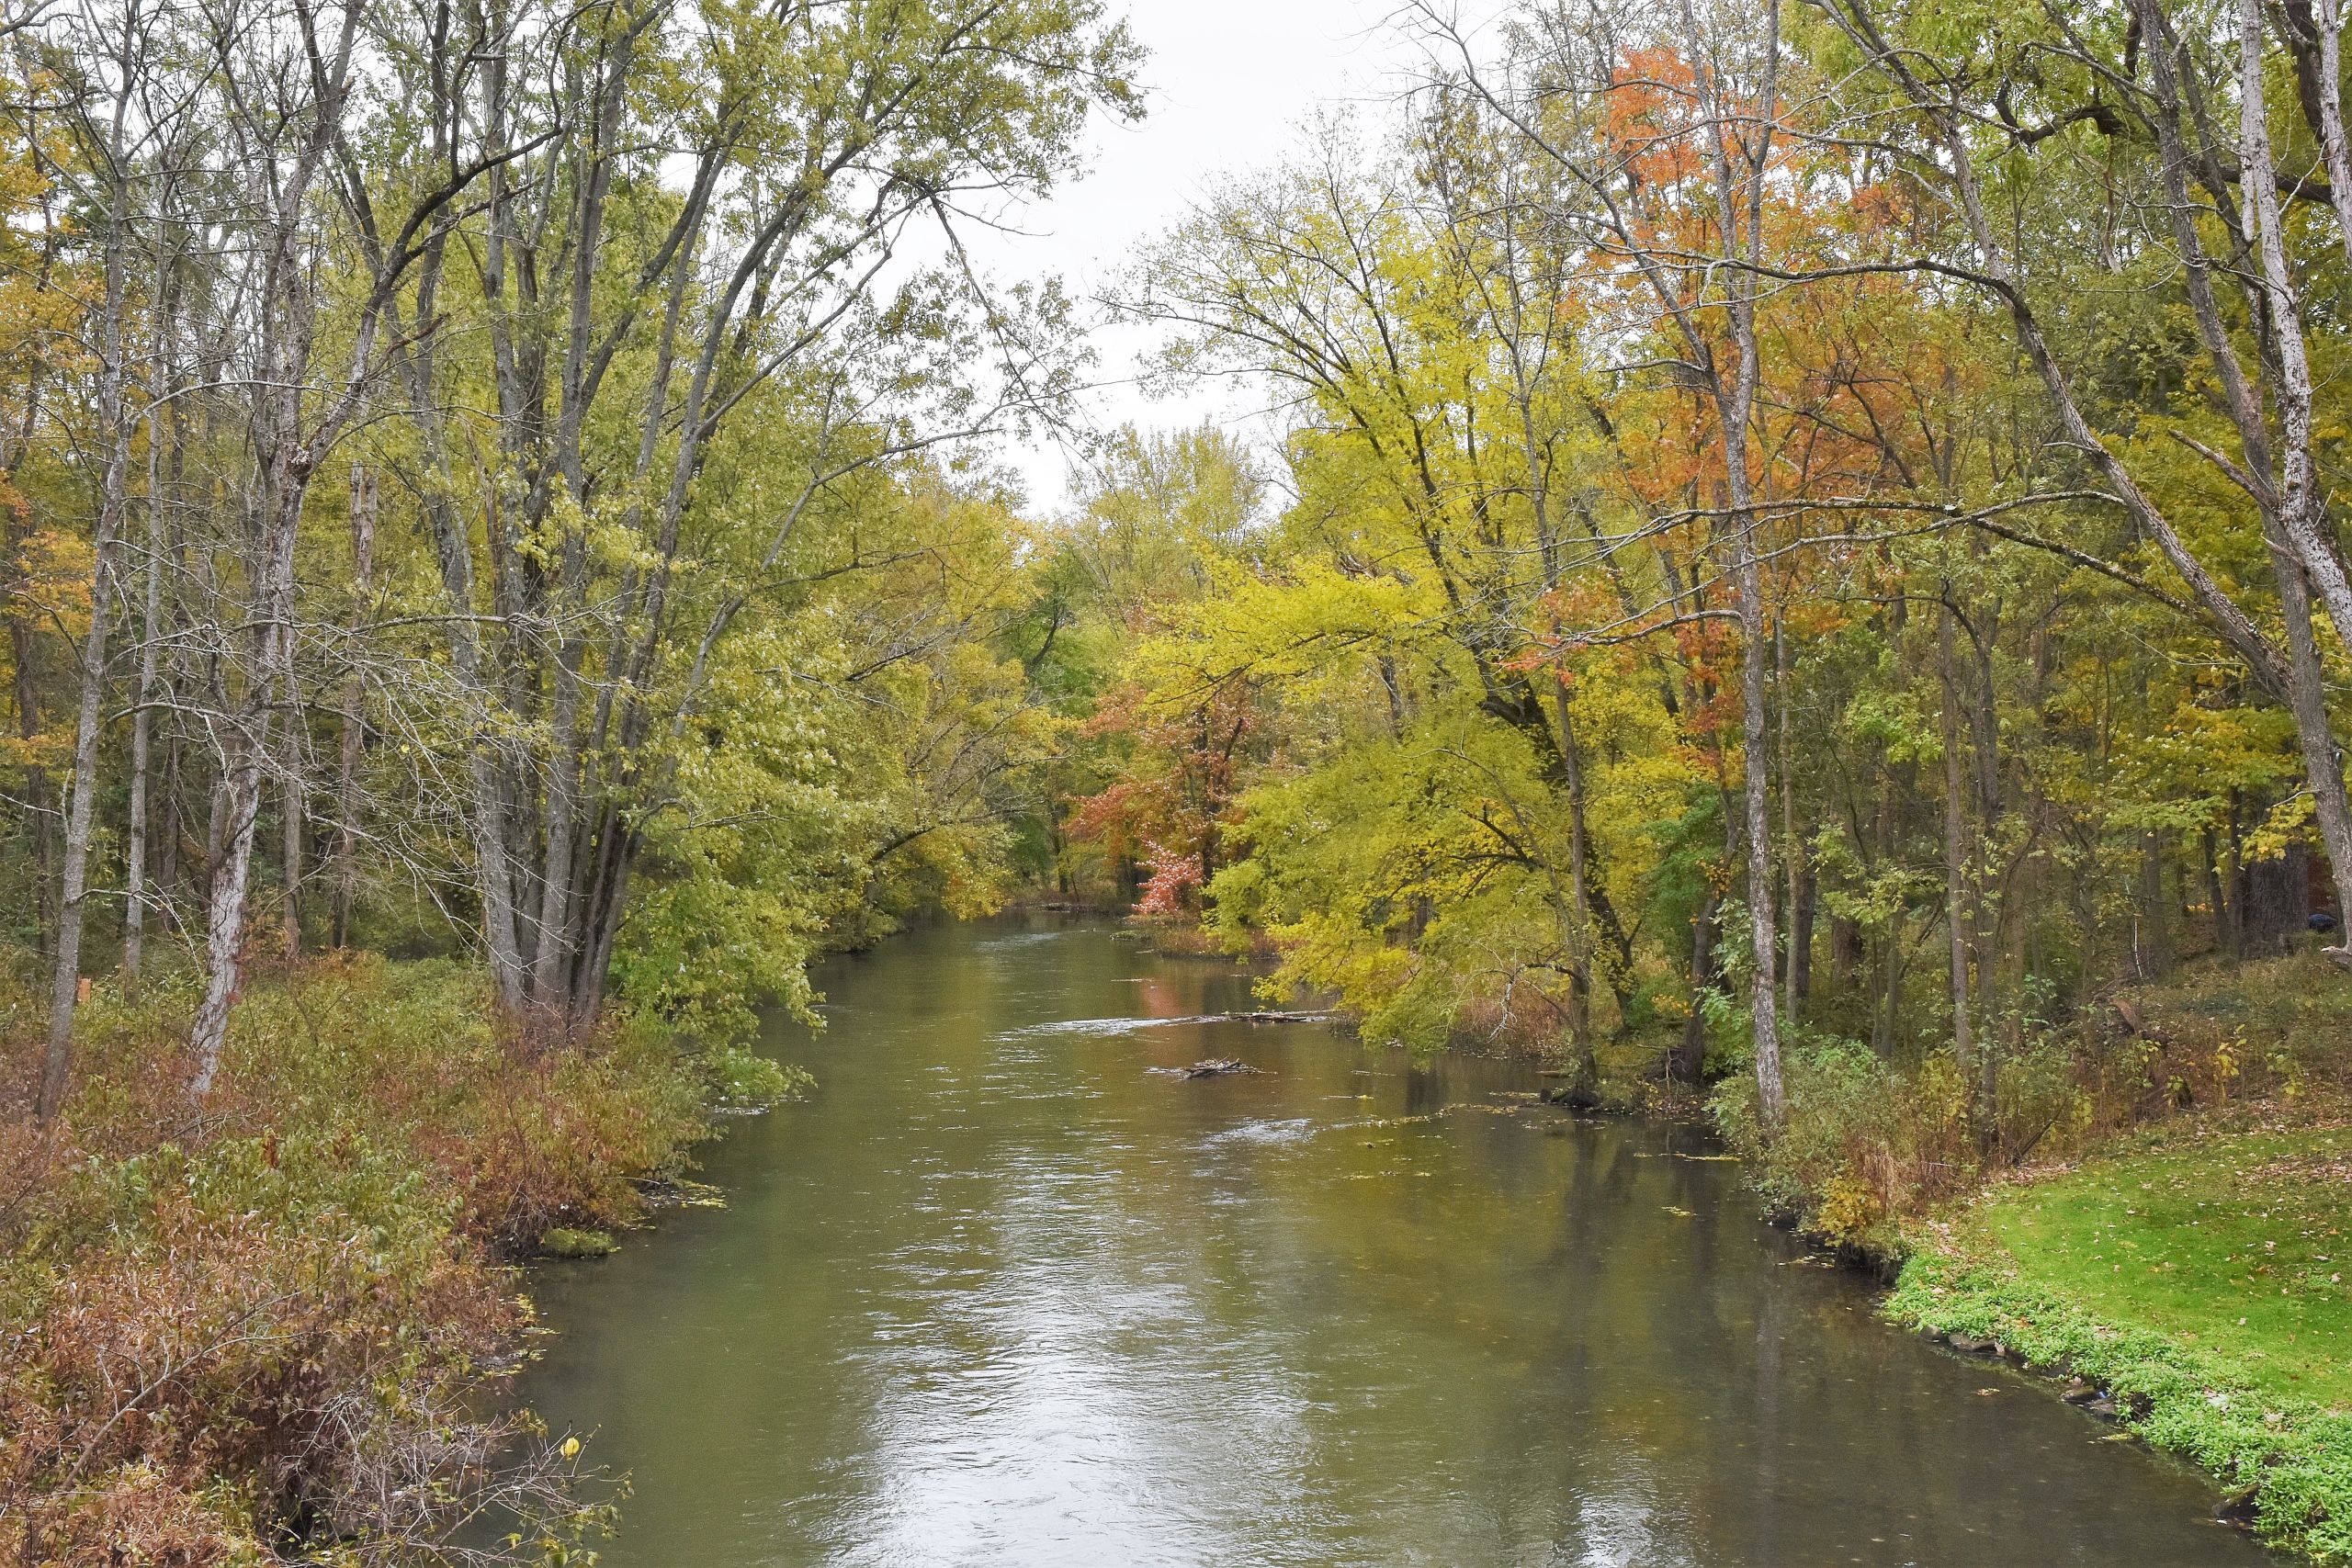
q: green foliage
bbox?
[539,1226,620,1258]
[1708,955,2351,1253]
[1204,711,1598,1054]
[610,478,1063,1040]
[1710,1030,1965,1247]
[704,1044,814,1110]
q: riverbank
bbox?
[1886,1106,2352,1562]
[1679,953,2352,1561]
[0,953,783,1566]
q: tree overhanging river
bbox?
[514,917,2276,1567]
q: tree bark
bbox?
[1777,620,1805,1021]
[2233,0,2352,706]
[333,465,374,948]
[2203,824,2234,957]
[2269,538,2352,937]
[2136,832,2174,980]
[1551,682,1598,1094]
[125,270,172,988]
[1675,882,1717,1086]
[1735,525,1785,1122]
[39,84,135,1122]
[279,765,303,961]
[10,528,51,958]
[1678,0,1785,1124]
[1937,599,1974,1096]
[190,0,363,1086]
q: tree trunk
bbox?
[2233,0,2352,708]
[2136,832,2173,981]
[2203,824,2234,958]
[1937,600,1974,1102]
[10,544,51,957]
[189,474,303,1095]
[1674,883,1717,1086]
[38,129,134,1123]
[1790,861,1816,1006]
[1829,913,1860,993]
[1873,915,1913,1055]
[189,754,263,1094]
[1735,523,1784,1122]
[191,449,320,1089]
[392,339,527,1009]
[280,765,303,961]
[1778,621,1804,1023]
[2269,542,2352,953]
[159,730,181,910]
[125,288,172,988]
[1552,683,1597,1096]
[333,466,374,948]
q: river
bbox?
[514,915,2274,1567]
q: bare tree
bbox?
[187,0,513,1090]
[37,0,190,1120]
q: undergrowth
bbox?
[1710,954,2352,1253]
[0,952,797,1566]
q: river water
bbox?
[515,915,2273,1567]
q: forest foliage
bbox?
[1050,0,2352,1247]
[0,0,1140,1559]
[11,0,2352,1556]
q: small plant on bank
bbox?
[1710,1026,1976,1253]
[705,1043,815,1111]
[540,1225,622,1258]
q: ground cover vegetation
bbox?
[1885,1105,2352,1559]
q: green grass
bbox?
[1889,1114,2352,1561]
[1972,1121,2352,1406]
[540,1225,621,1258]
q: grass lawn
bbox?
[1972,1118,2352,1408]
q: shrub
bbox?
[1712,955,2352,1254]
[704,1044,814,1111]
[539,1226,620,1258]
[1713,1030,1974,1250]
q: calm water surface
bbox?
[517,916,2274,1567]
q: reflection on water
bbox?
[515,916,2276,1567]
[995,1014,1231,1040]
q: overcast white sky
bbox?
[964,1,1440,515]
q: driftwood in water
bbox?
[1180,1059,1261,1078]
